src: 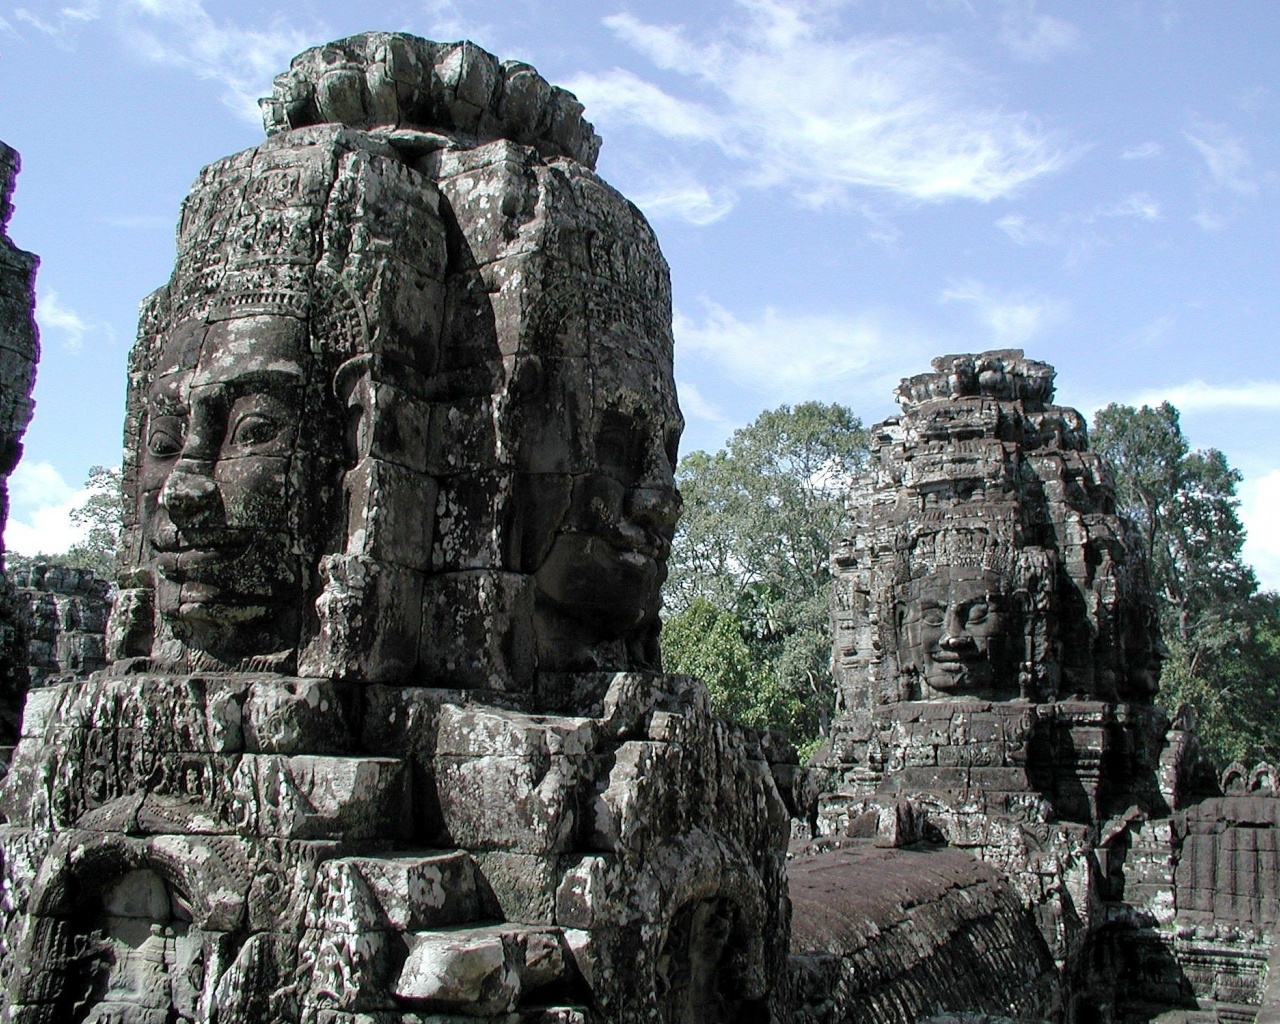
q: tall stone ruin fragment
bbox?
[791,351,1279,1024]
[0,34,790,1023]
[0,142,40,750]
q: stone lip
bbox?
[261,32,602,169]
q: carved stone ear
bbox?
[333,354,373,464]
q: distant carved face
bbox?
[139,314,319,660]
[899,567,1013,697]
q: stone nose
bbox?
[159,463,221,526]
[627,485,682,531]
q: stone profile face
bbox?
[524,334,683,671]
[832,349,1162,709]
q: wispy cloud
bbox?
[568,2,1069,211]
[419,0,490,42]
[1103,192,1161,220]
[1185,118,1258,197]
[1241,469,1280,591]
[1130,380,1280,413]
[996,192,1160,260]
[1184,117,1259,231]
[940,279,1064,345]
[4,460,90,555]
[117,1,319,123]
[13,1,102,44]
[632,178,737,225]
[1134,311,1178,347]
[676,379,730,426]
[12,0,319,123]
[998,2,1079,63]
[571,68,724,143]
[675,300,924,401]
[1122,141,1162,160]
[36,288,95,351]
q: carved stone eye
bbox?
[967,602,989,624]
[921,606,946,627]
[229,413,281,448]
[148,417,186,458]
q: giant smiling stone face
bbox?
[898,566,1017,699]
[138,313,328,666]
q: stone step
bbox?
[311,849,481,933]
[394,923,569,1016]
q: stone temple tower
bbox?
[0,34,790,1023]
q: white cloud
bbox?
[35,288,93,351]
[1185,119,1258,197]
[1184,117,1259,231]
[675,300,920,400]
[573,1,1068,209]
[676,379,730,426]
[117,0,319,123]
[1103,192,1161,221]
[998,2,1079,63]
[996,192,1160,257]
[1122,142,1162,160]
[1129,380,1280,413]
[631,178,737,225]
[940,279,1064,346]
[1240,470,1280,592]
[567,69,725,144]
[419,0,489,42]
[1134,311,1178,346]
[13,1,100,46]
[4,461,90,556]
[12,0,317,123]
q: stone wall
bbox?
[0,142,39,748]
[785,842,1059,1024]
[0,35,790,1024]
[9,562,109,688]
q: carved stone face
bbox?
[899,567,1013,698]
[535,408,681,636]
[139,314,317,662]
[529,353,683,658]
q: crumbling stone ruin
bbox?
[9,562,110,688]
[0,142,39,749]
[3,34,1279,1024]
[795,351,1280,1023]
[0,34,789,1023]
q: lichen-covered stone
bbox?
[0,142,39,747]
[0,34,787,1024]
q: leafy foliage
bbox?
[6,465,122,580]
[662,402,868,744]
[1093,402,1277,767]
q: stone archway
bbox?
[653,897,767,1024]
[75,867,205,1024]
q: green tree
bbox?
[65,464,123,579]
[662,402,869,744]
[7,465,122,580]
[1092,401,1275,766]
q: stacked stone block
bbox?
[0,142,39,746]
[0,34,788,1024]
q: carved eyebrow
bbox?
[189,365,307,393]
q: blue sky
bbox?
[1,0,1278,587]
